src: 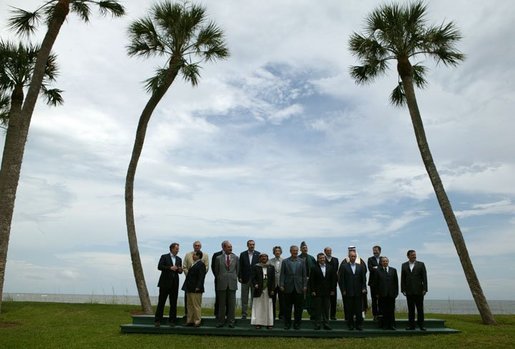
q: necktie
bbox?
[226,255,230,268]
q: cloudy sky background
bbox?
[1,0,514,301]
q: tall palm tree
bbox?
[0,40,63,313]
[0,0,125,314]
[349,1,495,325]
[125,0,229,314]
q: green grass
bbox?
[1,301,514,349]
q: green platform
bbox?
[120,315,459,338]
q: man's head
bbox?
[348,250,357,264]
[317,253,326,265]
[259,253,269,264]
[169,243,179,255]
[223,241,232,254]
[300,241,308,254]
[290,245,299,258]
[324,247,332,257]
[247,240,255,252]
[380,256,389,268]
[373,245,381,257]
[273,246,282,257]
[193,250,203,261]
[407,250,417,263]
[193,241,202,252]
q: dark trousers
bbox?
[155,284,179,324]
[370,286,380,317]
[379,296,396,328]
[344,295,363,328]
[285,290,304,327]
[217,288,236,325]
[329,292,337,319]
[312,295,330,326]
[407,294,425,328]
[272,286,285,319]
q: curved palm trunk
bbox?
[125,62,180,314]
[398,60,496,325]
[0,0,70,314]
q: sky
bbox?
[1,0,514,302]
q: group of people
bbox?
[153,240,428,332]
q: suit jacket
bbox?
[157,253,182,289]
[325,256,339,275]
[251,264,275,298]
[401,261,428,295]
[238,250,261,283]
[279,257,307,294]
[214,253,239,291]
[211,250,223,276]
[367,255,381,287]
[375,266,399,298]
[309,263,336,297]
[181,260,206,293]
[337,262,367,297]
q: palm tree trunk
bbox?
[125,63,180,314]
[0,0,70,314]
[0,87,24,314]
[399,61,496,325]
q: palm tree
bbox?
[0,40,63,313]
[0,0,125,314]
[125,0,229,314]
[348,1,495,325]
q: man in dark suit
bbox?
[211,241,225,319]
[280,245,307,330]
[324,247,339,320]
[367,245,382,321]
[154,242,183,327]
[401,249,428,331]
[310,253,336,330]
[338,250,367,330]
[375,256,398,330]
[181,250,206,327]
[214,241,239,328]
[238,239,260,319]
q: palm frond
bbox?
[40,85,64,106]
[412,64,427,89]
[0,93,10,128]
[180,62,201,86]
[71,0,91,22]
[96,0,126,17]
[127,17,166,57]
[390,82,406,106]
[143,67,169,94]
[7,7,42,36]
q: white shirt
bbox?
[320,264,326,277]
[409,261,416,271]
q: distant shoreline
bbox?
[3,292,515,314]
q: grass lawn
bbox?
[1,301,514,349]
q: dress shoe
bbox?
[356,326,363,331]
[255,325,262,329]
[293,324,300,330]
[267,326,273,330]
[284,325,291,330]
[406,326,416,330]
[216,323,224,328]
[241,315,247,320]
[419,326,427,331]
[154,321,160,327]
[323,325,332,330]
[388,326,396,330]
[228,323,235,328]
[348,326,355,331]
[314,325,321,330]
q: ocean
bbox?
[3,293,515,314]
